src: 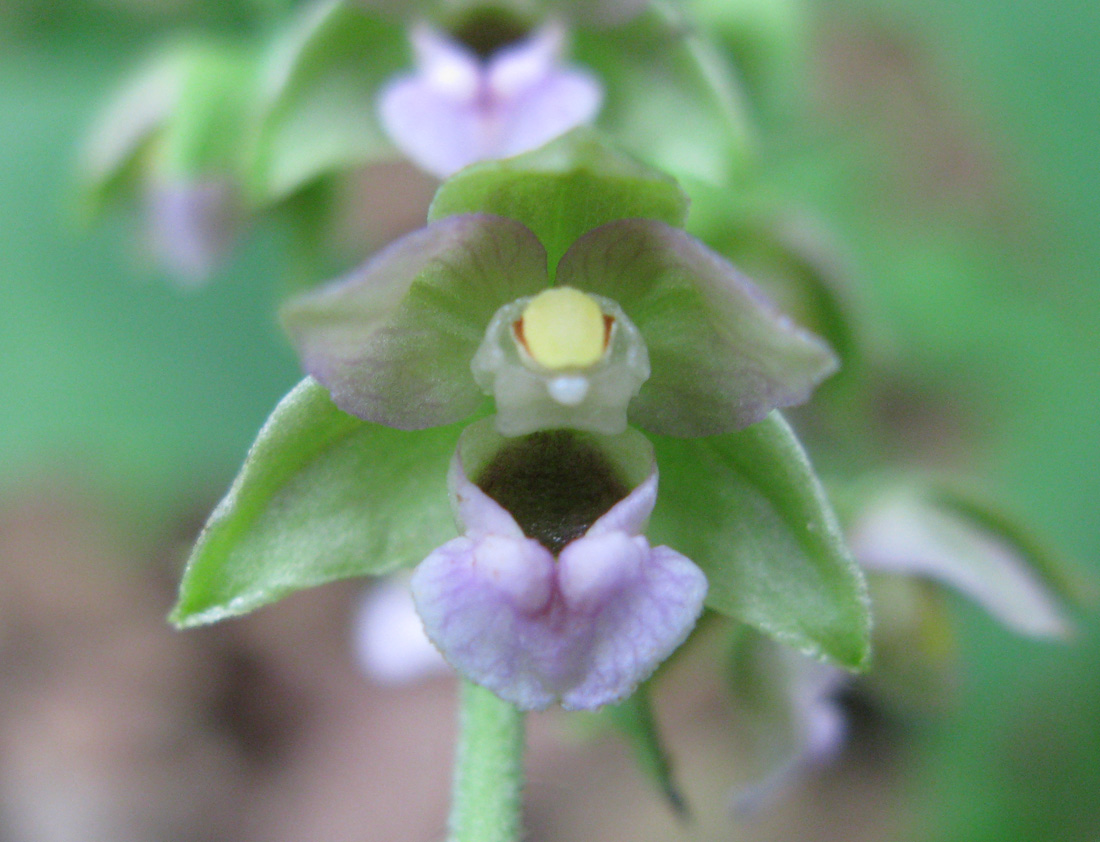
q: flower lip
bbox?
[452,417,656,553]
[411,416,705,710]
[444,6,534,59]
[378,22,601,177]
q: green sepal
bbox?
[428,127,689,271]
[697,200,866,391]
[171,378,462,627]
[726,624,812,778]
[78,43,190,215]
[648,413,871,670]
[575,1,756,187]
[249,0,408,203]
[685,0,806,110]
[79,37,258,218]
[603,684,688,817]
[159,41,258,179]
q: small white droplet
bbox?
[547,376,589,406]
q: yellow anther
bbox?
[519,287,608,369]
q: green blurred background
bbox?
[0,0,1096,839]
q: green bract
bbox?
[429,128,688,269]
[603,683,686,814]
[574,1,755,186]
[80,38,257,212]
[171,378,465,627]
[648,414,870,669]
[250,0,408,202]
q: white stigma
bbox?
[547,375,590,406]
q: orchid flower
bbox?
[79,40,255,285]
[250,0,614,200]
[172,138,871,713]
[271,208,833,709]
[378,22,602,178]
[250,0,752,206]
[411,419,706,709]
[354,574,451,685]
[728,482,1076,811]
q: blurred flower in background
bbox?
[377,22,602,177]
[78,36,258,286]
[79,0,756,284]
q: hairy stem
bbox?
[448,681,526,842]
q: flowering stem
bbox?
[448,681,526,842]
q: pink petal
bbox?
[377,74,487,178]
[409,24,480,98]
[490,67,602,161]
[353,578,451,685]
[379,25,601,177]
[411,529,706,711]
[486,25,567,98]
[556,539,706,709]
[411,535,564,710]
[145,179,238,286]
[448,451,527,541]
[487,25,602,158]
[584,470,657,538]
